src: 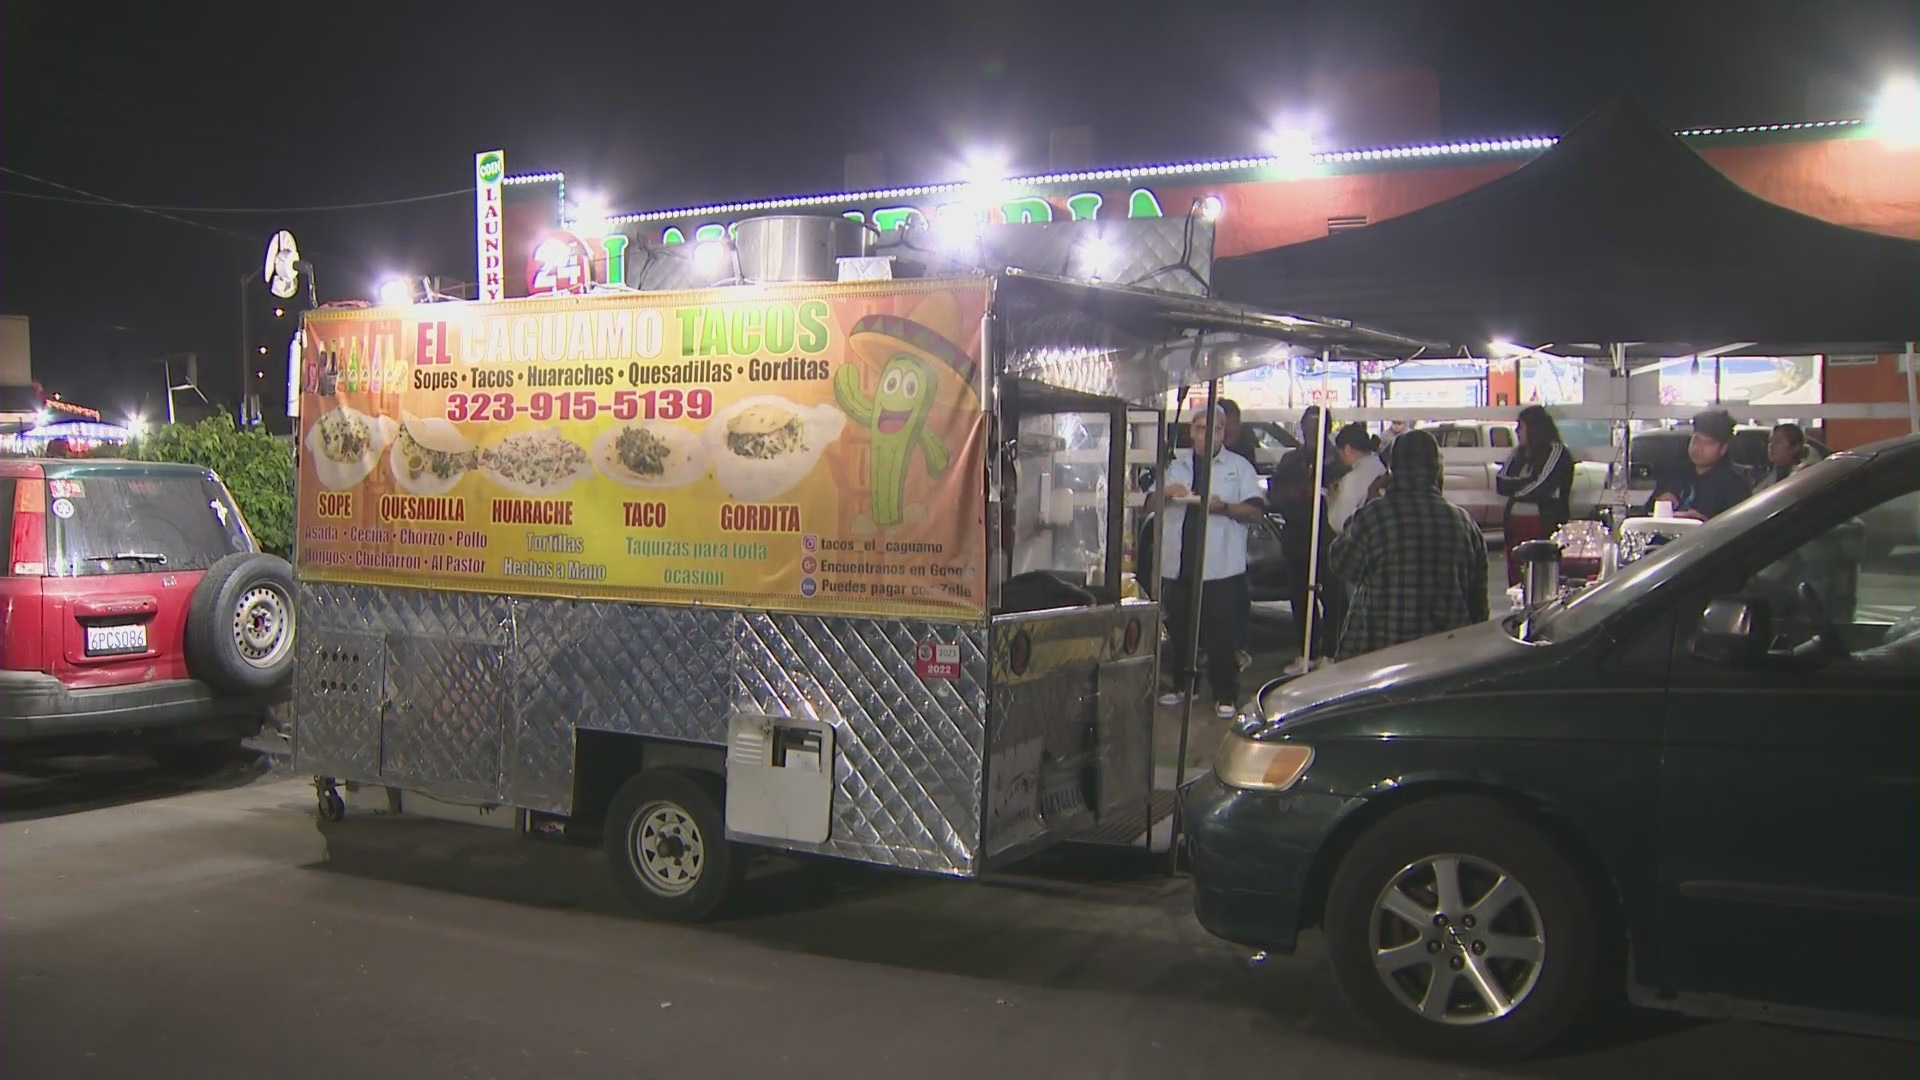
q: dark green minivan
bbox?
[1183,435,1919,1060]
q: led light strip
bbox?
[605,182,973,226]
[1674,119,1863,137]
[504,117,1868,226]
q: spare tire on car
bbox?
[186,553,297,694]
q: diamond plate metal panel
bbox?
[987,669,1089,858]
[1094,653,1156,816]
[298,582,382,634]
[987,216,1215,298]
[733,614,989,874]
[292,584,1165,878]
[983,604,1159,863]
[295,582,515,795]
[631,243,727,292]
[865,217,1214,300]
[327,584,515,645]
[291,628,385,779]
[505,599,736,813]
[381,635,510,803]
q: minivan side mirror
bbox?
[1690,596,1773,667]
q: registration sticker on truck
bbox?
[913,640,962,681]
[85,624,148,656]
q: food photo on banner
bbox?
[294,280,989,620]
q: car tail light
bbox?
[10,479,46,577]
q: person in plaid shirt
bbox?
[1328,429,1489,660]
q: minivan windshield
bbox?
[1525,454,1865,642]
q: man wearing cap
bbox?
[1155,406,1266,719]
[1647,409,1751,522]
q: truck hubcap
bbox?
[234,585,294,669]
[629,802,705,896]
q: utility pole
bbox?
[238,267,255,428]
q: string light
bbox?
[509,117,1869,228]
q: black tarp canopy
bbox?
[1213,99,1920,352]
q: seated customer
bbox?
[1646,409,1750,521]
[1752,422,1814,494]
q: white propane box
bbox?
[726,713,835,844]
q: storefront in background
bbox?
[0,393,118,456]
[1169,354,1598,418]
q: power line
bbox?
[0,166,385,285]
[1,184,473,213]
[0,166,257,241]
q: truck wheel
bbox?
[186,553,297,694]
[604,769,741,922]
[1322,797,1599,1061]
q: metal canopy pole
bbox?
[1299,351,1333,668]
[1168,364,1219,873]
[1609,343,1629,528]
[1905,342,1918,436]
[238,270,251,427]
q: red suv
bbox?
[0,458,294,769]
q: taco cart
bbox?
[289,217,1425,918]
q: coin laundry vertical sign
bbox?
[475,150,506,301]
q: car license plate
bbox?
[85,624,148,656]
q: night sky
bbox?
[2,0,1914,425]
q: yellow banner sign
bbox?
[296,280,989,620]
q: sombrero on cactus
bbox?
[848,292,978,399]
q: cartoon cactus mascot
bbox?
[839,293,980,535]
[834,358,947,531]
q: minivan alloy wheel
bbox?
[1369,854,1547,1025]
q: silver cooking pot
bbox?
[730,214,879,283]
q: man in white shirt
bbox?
[1156,406,1267,718]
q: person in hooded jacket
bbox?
[1329,429,1489,660]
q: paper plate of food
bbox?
[592,422,707,489]
[389,413,480,496]
[704,396,845,503]
[478,428,594,497]
[304,404,397,491]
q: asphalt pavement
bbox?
[2,756,1914,1080]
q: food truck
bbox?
[288,213,1424,920]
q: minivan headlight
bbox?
[1214,731,1314,791]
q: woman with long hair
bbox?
[1495,406,1573,587]
[1753,422,1812,493]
